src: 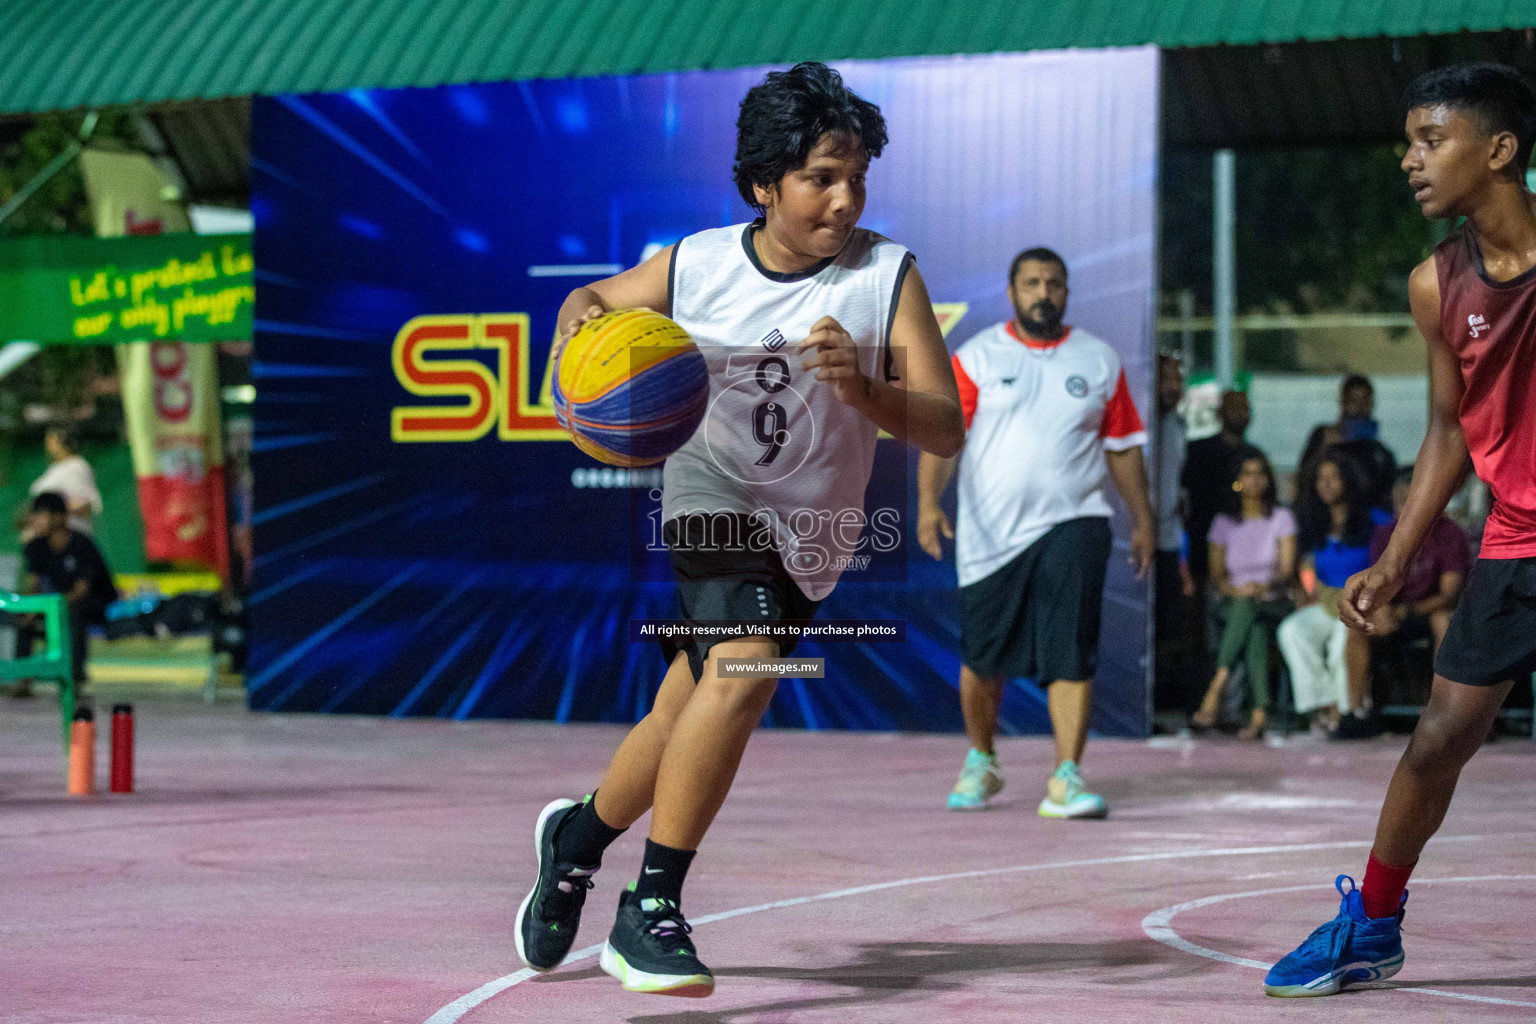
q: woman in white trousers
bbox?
[1281,453,1382,733]
[1278,603,1348,718]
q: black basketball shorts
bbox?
[658,513,823,682]
[1434,556,1536,687]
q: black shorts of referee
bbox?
[960,516,1111,682]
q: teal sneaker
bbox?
[947,748,1004,810]
[1037,760,1108,819]
[1264,875,1405,997]
[946,749,1007,810]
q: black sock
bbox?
[552,794,625,866]
[633,838,696,906]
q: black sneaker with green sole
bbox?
[599,886,714,997]
[515,798,598,971]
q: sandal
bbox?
[1237,711,1267,741]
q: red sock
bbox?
[1361,851,1415,919]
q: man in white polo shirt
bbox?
[919,247,1154,818]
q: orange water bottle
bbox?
[67,706,95,796]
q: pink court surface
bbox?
[5,691,1535,1024]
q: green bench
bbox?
[0,592,75,752]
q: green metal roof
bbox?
[2,0,1533,115]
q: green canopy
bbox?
[0,0,1528,115]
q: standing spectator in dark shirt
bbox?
[1336,468,1470,738]
[1154,355,1188,645]
[1153,354,1197,714]
[15,491,117,693]
[1182,389,1251,586]
[1300,375,1378,465]
[1297,375,1397,513]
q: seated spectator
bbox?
[10,491,118,697]
[1335,467,1471,738]
[1278,450,1376,734]
[1191,447,1296,739]
[1334,438,1398,517]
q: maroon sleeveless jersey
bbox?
[1435,228,1536,558]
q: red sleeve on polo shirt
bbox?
[952,353,978,431]
[1101,368,1146,448]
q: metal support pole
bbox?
[1178,290,1195,372]
[1213,149,1236,389]
[0,342,41,381]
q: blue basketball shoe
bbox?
[1264,875,1406,997]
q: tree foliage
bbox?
[1161,145,1438,316]
[0,110,137,237]
[0,111,140,414]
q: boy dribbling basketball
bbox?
[515,62,965,997]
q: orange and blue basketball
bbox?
[553,308,709,467]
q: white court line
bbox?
[425,833,1491,1023]
[1142,875,1536,1010]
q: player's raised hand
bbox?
[1341,562,1404,632]
[798,316,868,406]
[917,505,953,561]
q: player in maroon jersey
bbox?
[1265,64,1536,998]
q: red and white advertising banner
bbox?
[117,340,228,574]
[81,148,229,575]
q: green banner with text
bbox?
[0,232,253,344]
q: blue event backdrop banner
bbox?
[248,48,1160,735]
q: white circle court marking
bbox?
[424,832,1495,1023]
[1142,874,1536,1010]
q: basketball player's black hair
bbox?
[1009,247,1068,284]
[1405,63,1536,176]
[733,62,888,213]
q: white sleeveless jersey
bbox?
[663,222,912,599]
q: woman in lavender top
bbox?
[1191,448,1297,738]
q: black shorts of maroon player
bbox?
[960,515,1113,682]
[1434,556,1536,687]
[658,513,823,683]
